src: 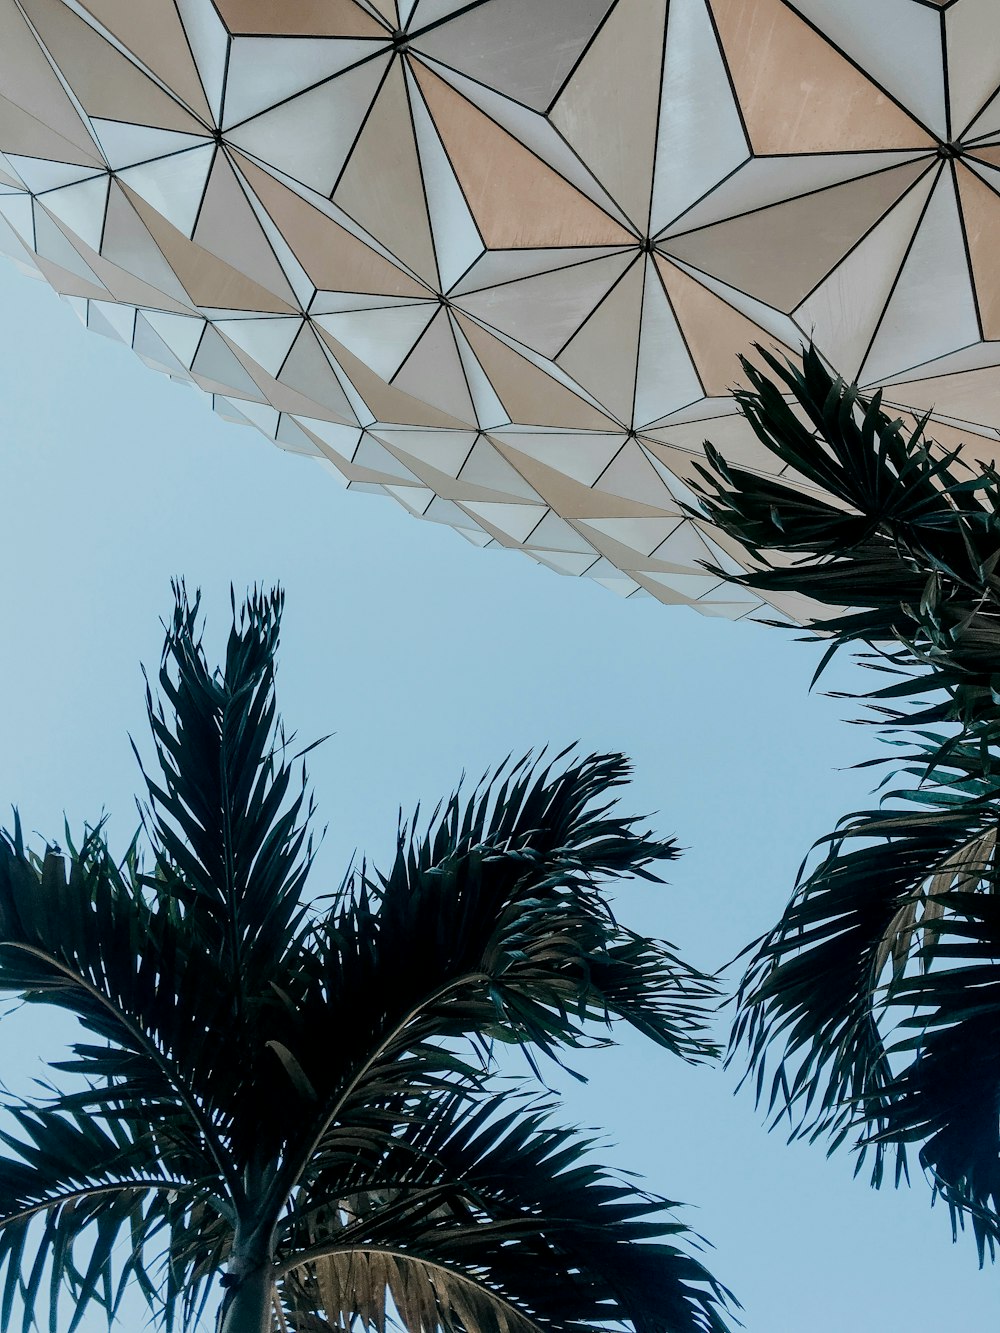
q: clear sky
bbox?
[0,259,996,1333]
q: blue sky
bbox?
[0,260,995,1331]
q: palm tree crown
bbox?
[695,346,1000,1260]
[0,584,732,1332]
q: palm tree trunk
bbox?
[218,1262,274,1333]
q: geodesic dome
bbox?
[3,0,1000,620]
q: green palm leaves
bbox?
[0,584,731,1332]
[697,347,1000,1259]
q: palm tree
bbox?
[694,346,1000,1259]
[0,584,732,1333]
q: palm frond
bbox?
[276,1095,734,1333]
[693,346,1000,1255]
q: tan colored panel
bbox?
[122,182,296,312]
[551,0,666,230]
[334,60,439,284]
[392,309,477,424]
[234,153,427,297]
[456,314,616,430]
[557,258,645,423]
[78,0,211,120]
[411,61,633,248]
[655,255,790,395]
[18,0,205,133]
[334,61,437,285]
[490,441,671,518]
[213,0,388,36]
[957,166,1000,340]
[710,0,934,153]
[885,368,1000,425]
[664,158,931,310]
[970,146,1000,169]
[194,151,296,302]
[34,254,109,300]
[0,95,98,166]
[0,4,100,159]
[316,324,476,428]
[455,252,633,358]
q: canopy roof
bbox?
[2,0,999,619]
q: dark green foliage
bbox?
[0,584,732,1332]
[695,345,1000,1259]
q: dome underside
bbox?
[2,0,1000,620]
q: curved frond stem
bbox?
[0,1179,191,1228]
[1,943,241,1208]
[269,973,490,1210]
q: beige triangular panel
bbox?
[122,182,296,312]
[77,0,212,120]
[372,427,477,477]
[18,0,204,134]
[411,60,634,248]
[215,315,303,376]
[405,61,483,291]
[91,120,208,172]
[418,58,634,228]
[957,165,1000,341]
[456,314,616,429]
[795,168,936,377]
[392,308,477,423]
[550,0,666,230]
[791,0,947,136]
[119,145,215,238]
[455,252,633,358]
[651,0,748,233]
[458,438,541,500]
[664,159,931,310]
[557,259,645,423]
[316,324,476,428]
[492,440,671,517]
[525,514,596,554]
[213,0,389,36]
[0,5,100,159]
[660,151,931,239]
[593,439,673,506]
[946,0,1000,138]
[861,172,980,384]
[38,173,110,254]
[193,150,296,302]
[654,256,789,394]
[33,252,108,300]
[415,0,614,114]
[33,208,103,284]
[100,182,194,304]
[314,302,437,380]
[0,96,99,167]
[334,60,438,284]
[877,342,1000,388]
[460,501,547,544]
[882,367,1000,425]
[192,324,262,396]
[644,416,768,469]
[234,153,426,297]
[174,0,230,123]
[223,35,383,127]
[228,57,390,196]
[710,0,934,153]
[273,324,357,419]
[487,431,625,486]
[450,318,510,428]
[633,256,703,426]
[580,515,683,555]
